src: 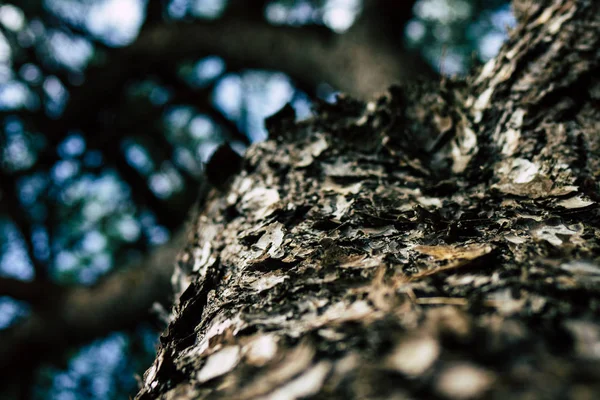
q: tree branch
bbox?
[126,12,432,100]
[0,277,58,304]
[0,228,187,376]
[31,0,429,138]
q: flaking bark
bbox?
[137,1,600,399]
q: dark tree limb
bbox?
[0,277,58,304]
[10,0,427,143]
[127,9,431,100]
[0,228,186,377]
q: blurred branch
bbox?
[0,227,188,376]
[144,0,168,27]
[0,277,58,303]
[226,0,272,21]
[126,9,432,100]
[35,0,430,133]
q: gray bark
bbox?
[137,1,600,399]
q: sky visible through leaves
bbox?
[0,0,514,398]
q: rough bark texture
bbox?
[137,1,600,399]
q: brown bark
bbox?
[136,1,600,399]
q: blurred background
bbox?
[0,0,515,398]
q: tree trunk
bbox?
[136,1,600,399]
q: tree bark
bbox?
[136,1,600,399]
